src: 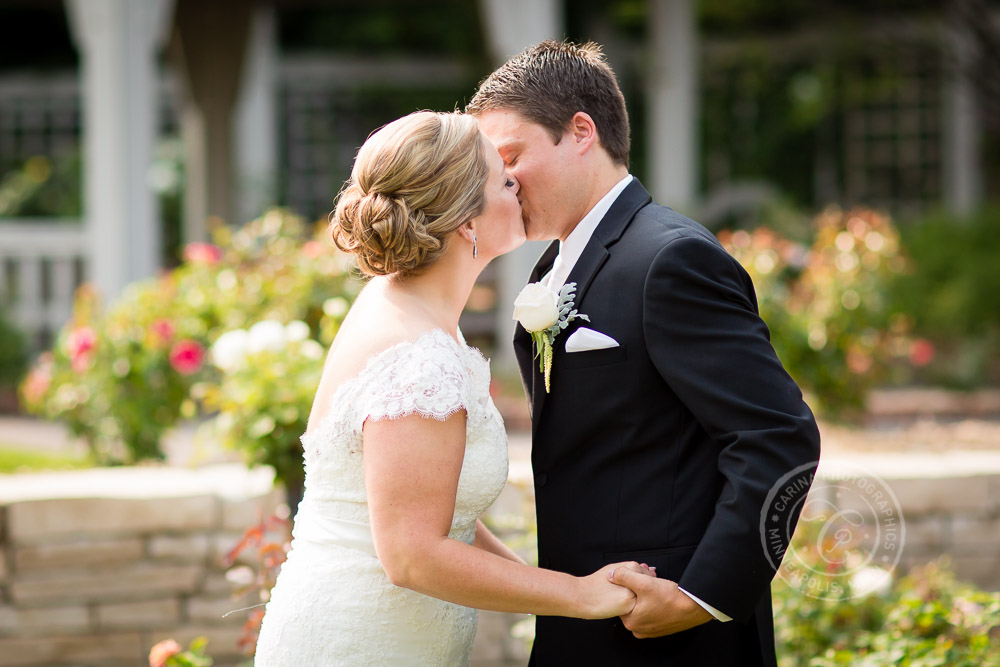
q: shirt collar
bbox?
[559,174,633,272]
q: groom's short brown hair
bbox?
[467,40,630,167]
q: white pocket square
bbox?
[565,327,619,353]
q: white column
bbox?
[65,0,174,302]
[233,5,278,225]
[942,20,982,217]
[478,0,563,370]
[648,0,698,212]
[479,0,562,62]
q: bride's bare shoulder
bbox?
[331,282,439,363]
[305,281,440,430]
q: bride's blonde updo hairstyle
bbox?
[331,111,490,278]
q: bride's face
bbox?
[472,133,525,259]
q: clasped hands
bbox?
[605,562,713,638]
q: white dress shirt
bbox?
[542,174,633,289]
[543,173,733,624]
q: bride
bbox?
[253,111,643,665]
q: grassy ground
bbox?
[0,445,92,474]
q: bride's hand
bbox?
[576,561,651,619]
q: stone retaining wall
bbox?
[813,453,1000,592]
[0,465,283,667]
[1,452,997,667]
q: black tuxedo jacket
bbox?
[514,180,821,666]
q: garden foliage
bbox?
[889,206,1000,388]
[0,306,27,391]
[772,516,1000,666]
[20,209,359,465]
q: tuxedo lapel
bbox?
[529,240,560,283]
[513,240,560,422]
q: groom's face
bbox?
[477,109,580,242]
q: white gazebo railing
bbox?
[0,220,88,353]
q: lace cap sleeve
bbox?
[360,332,471,425]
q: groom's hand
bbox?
[609,567,713,638]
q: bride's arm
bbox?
[363,412,635,619]
[474,519,527,565]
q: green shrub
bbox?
[773,516,1000,666]
[0,153,81,217]
[890,206,1000,388]
[719,207,909,419]
[0,307,28,390]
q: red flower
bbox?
[148,639,182,667]
[169,339,205,375]
[303,240,325,259]
[150,319,174,346]
[909,339,936,367]
[66,327,97,373]
[183,242,222,265]
[22,353,54,404]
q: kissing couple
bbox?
[254,40,821,666]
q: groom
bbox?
[469,41,821,666]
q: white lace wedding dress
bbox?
[254,328,509,666]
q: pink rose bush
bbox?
[20,209,359,464]
[66,326,97,373]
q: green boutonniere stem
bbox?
[530,330,554,393]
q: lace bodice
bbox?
[255,328,509,666]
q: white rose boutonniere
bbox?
[513,282,589,393]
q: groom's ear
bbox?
[568,112,599,155]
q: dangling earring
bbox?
[473,234,478,259]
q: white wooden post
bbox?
[478,0,563,371]
[65,0,174,303]
[234,5,278,226]
[942,19,982,217]
[648,0,698,212]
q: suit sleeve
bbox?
[642,234,821,623]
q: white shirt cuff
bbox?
[678,587,733,622]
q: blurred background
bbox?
[1,2,999,665]
[1,0,997,379]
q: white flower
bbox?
[285,320,310,342]
[511,615,535,640]
[225,565,254,586]
[512,281,589,393]
[300,339,324,361]
[323,297,349,318]
[850,566,892,598]
[216,269,238,292]
[248,414,276,438]
[211,329,250,371]
[247,320,287,353]
[512,282,560,332]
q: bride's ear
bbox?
[455,222,476,246]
